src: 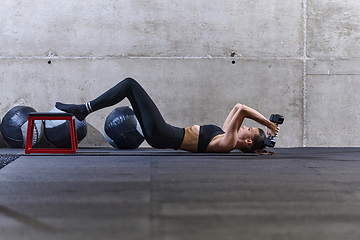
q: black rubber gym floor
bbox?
[0,154,20,169]
[1,147,360,240]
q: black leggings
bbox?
[90,78,185,149]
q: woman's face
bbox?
[237,126,259,141]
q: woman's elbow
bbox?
[235,103,245,110]
[235,103,250,113]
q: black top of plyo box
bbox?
[28,112,74,117]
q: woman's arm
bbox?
[239,105,279,136]
[222,103,242,132]
[223,103,279,135]
[216,104,280,152]
[217,105,248,151]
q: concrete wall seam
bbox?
[302,0,308,147]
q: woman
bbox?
[56,78,279,153]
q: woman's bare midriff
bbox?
[179,125,200,153]
[179,125,226,153]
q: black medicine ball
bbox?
[104,106,144,149]
[0,106,43,148]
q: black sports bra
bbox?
[197,125,225,153]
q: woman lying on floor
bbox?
[56,78,280,154]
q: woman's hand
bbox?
[266,123,280,137]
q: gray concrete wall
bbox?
[0,0,358,148]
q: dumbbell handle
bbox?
[264,114,284,148]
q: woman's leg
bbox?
[56,78,184,149]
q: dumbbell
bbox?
[264,114,284,148]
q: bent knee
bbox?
[123,77,138,85]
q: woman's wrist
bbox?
[263,118,273,129]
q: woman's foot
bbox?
[55,102,89,121]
